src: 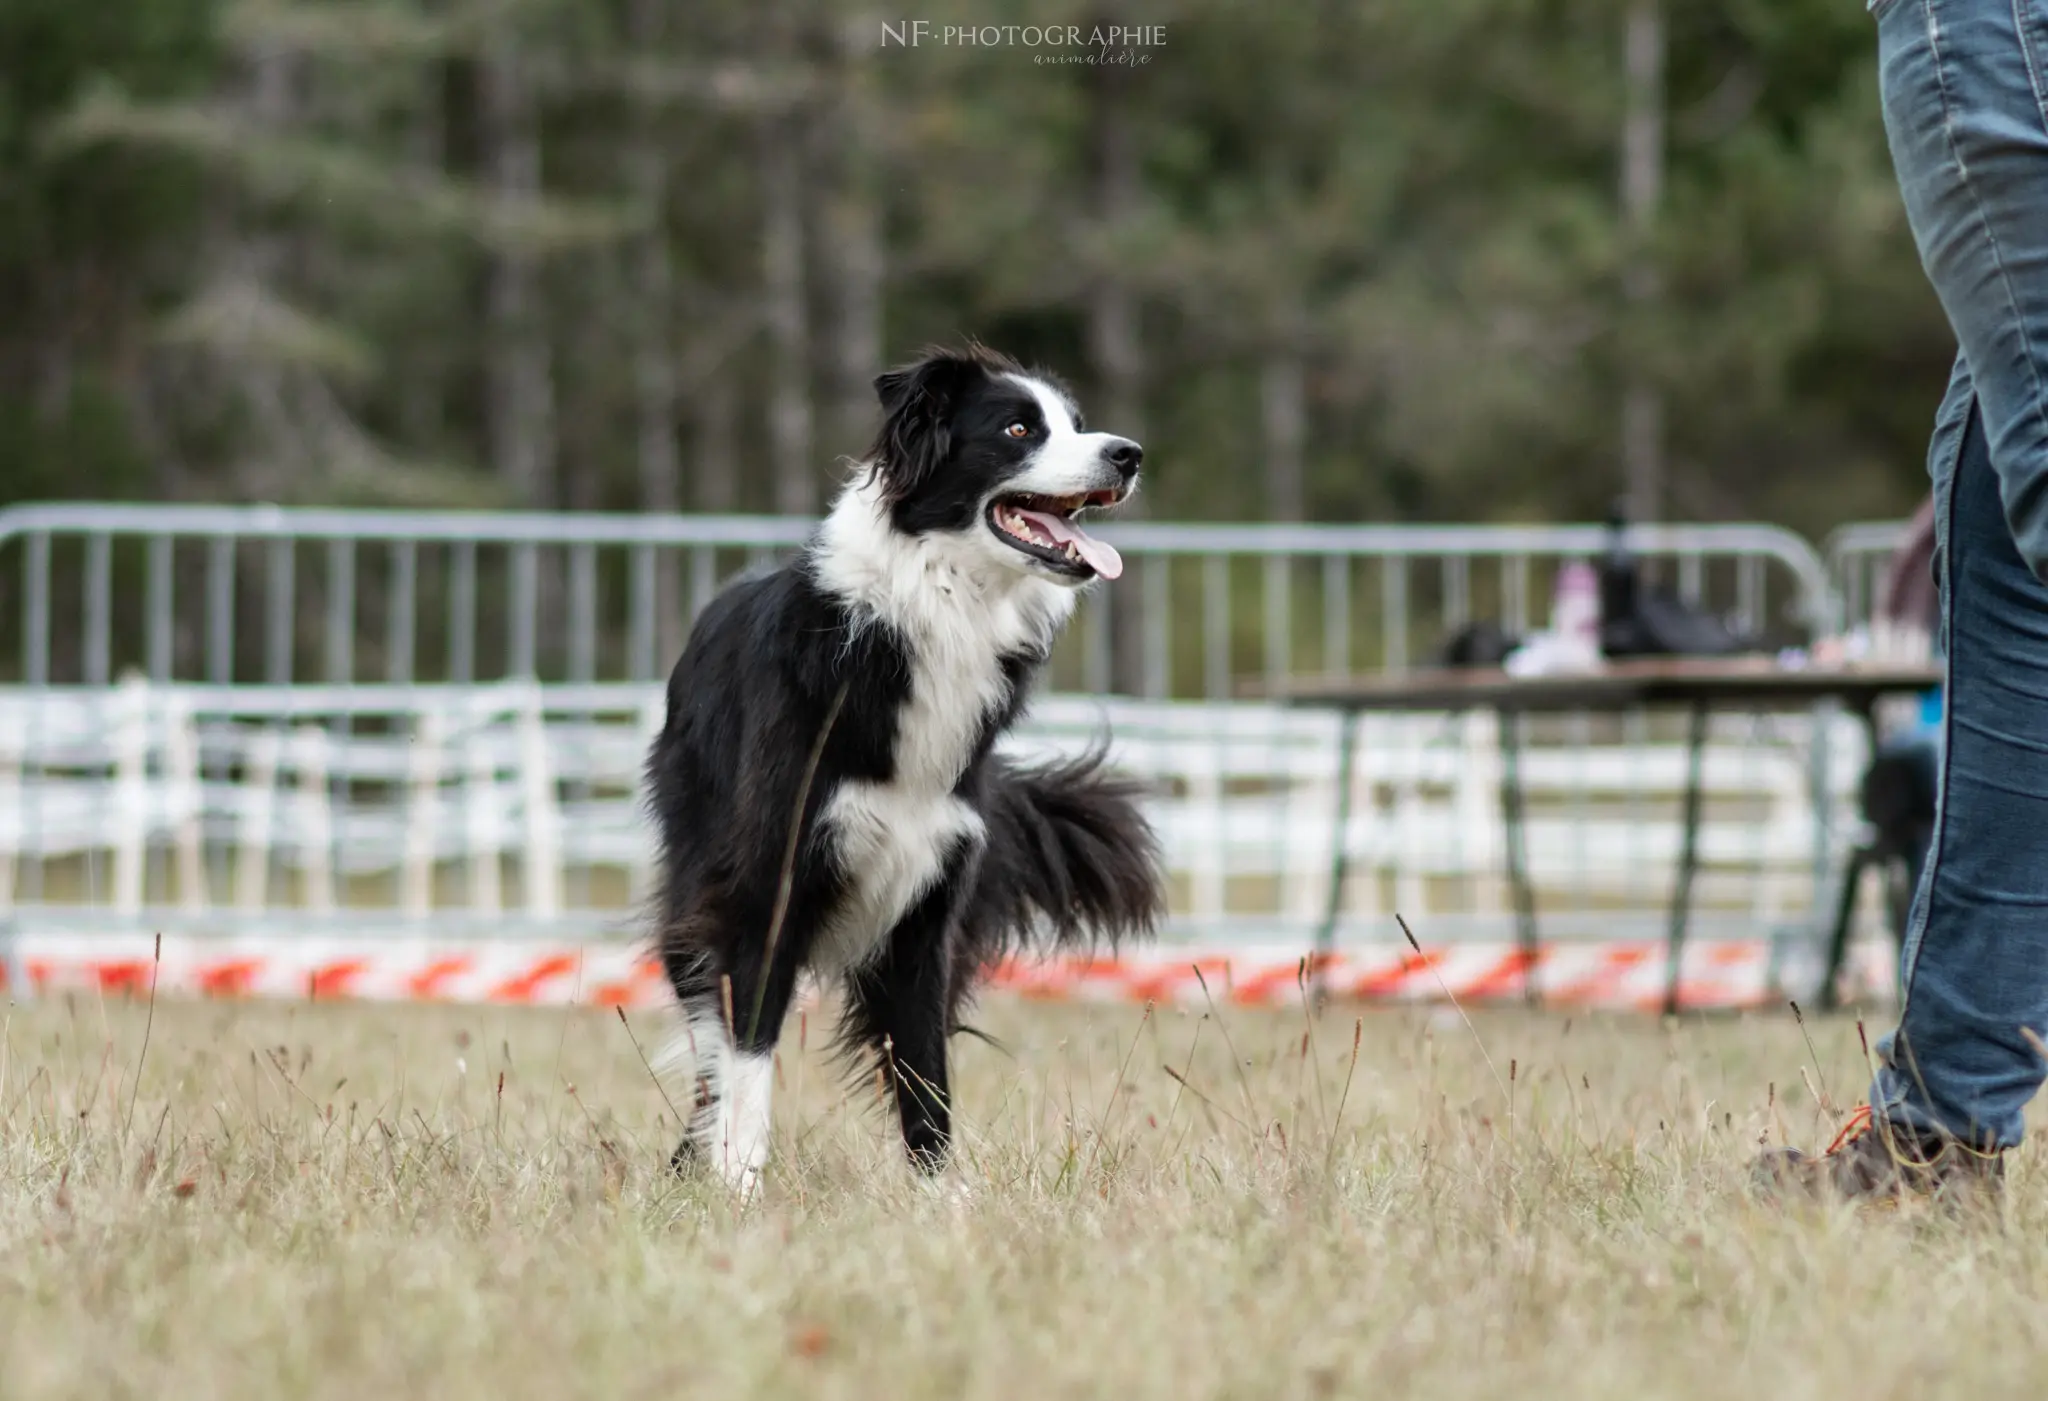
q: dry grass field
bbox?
[1,985,2044,1399]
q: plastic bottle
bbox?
[1551,560,1601,664]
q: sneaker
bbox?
[1751,1104,2005,1207]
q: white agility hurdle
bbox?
[0,677,1873,955]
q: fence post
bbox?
[402,707,446,918]
[164,691,207,911]
[235,728,281,912]
[465,722,503,915]
[0,707,17,911]
[293,725,336,914]
[113,675,149,914]
[518,688,563,918]
[0,912,25,1003]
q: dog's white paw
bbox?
[718,1161,764,1203]
[917,1172,978,1209]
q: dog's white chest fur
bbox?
[810,479,1075,972]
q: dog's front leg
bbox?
[666,934,805,1199]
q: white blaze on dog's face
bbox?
[861,346,1144,585]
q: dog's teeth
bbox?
[996,507,1037,544]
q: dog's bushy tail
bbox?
[970,747,1167,959]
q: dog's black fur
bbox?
[645,343,1166,1183]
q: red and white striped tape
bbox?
[0,937,668,1008]
[0,933,1872,1011]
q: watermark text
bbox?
[880,21,1166,63]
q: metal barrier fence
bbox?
[1827,520,1912,634]
[0,506,1923,994]
[0,503,1839,700]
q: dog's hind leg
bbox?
[838,850,976,1175]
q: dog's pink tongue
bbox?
[1017,510,1124,580]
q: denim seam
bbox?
[2017,4,2048,555]
[1893,400,1967,1023]
[2016,0,2048,130]
[1928,0,2048,485]
[1928,0,1964,177]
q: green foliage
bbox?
[0,372,157,501]
[0,0,1947,532]
[0,0,217,496]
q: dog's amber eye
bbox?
[1005,421,1030,439]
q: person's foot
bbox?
[1751,1104,2006,1208]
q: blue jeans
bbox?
[1868,0,2048,1149]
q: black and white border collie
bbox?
[644,342,1166,1194]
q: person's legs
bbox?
[1870,398,2048,1152]
[1866,0,2048,1152]
[1878,0,2048,578]
[1758,2,2048,1199]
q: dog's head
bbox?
[862,343,1142,584]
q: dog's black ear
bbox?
[866,351,982,503]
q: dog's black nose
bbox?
[1104,438,1143,478]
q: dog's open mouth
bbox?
[987,490,1127,579]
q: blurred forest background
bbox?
[0,0,1952,535]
